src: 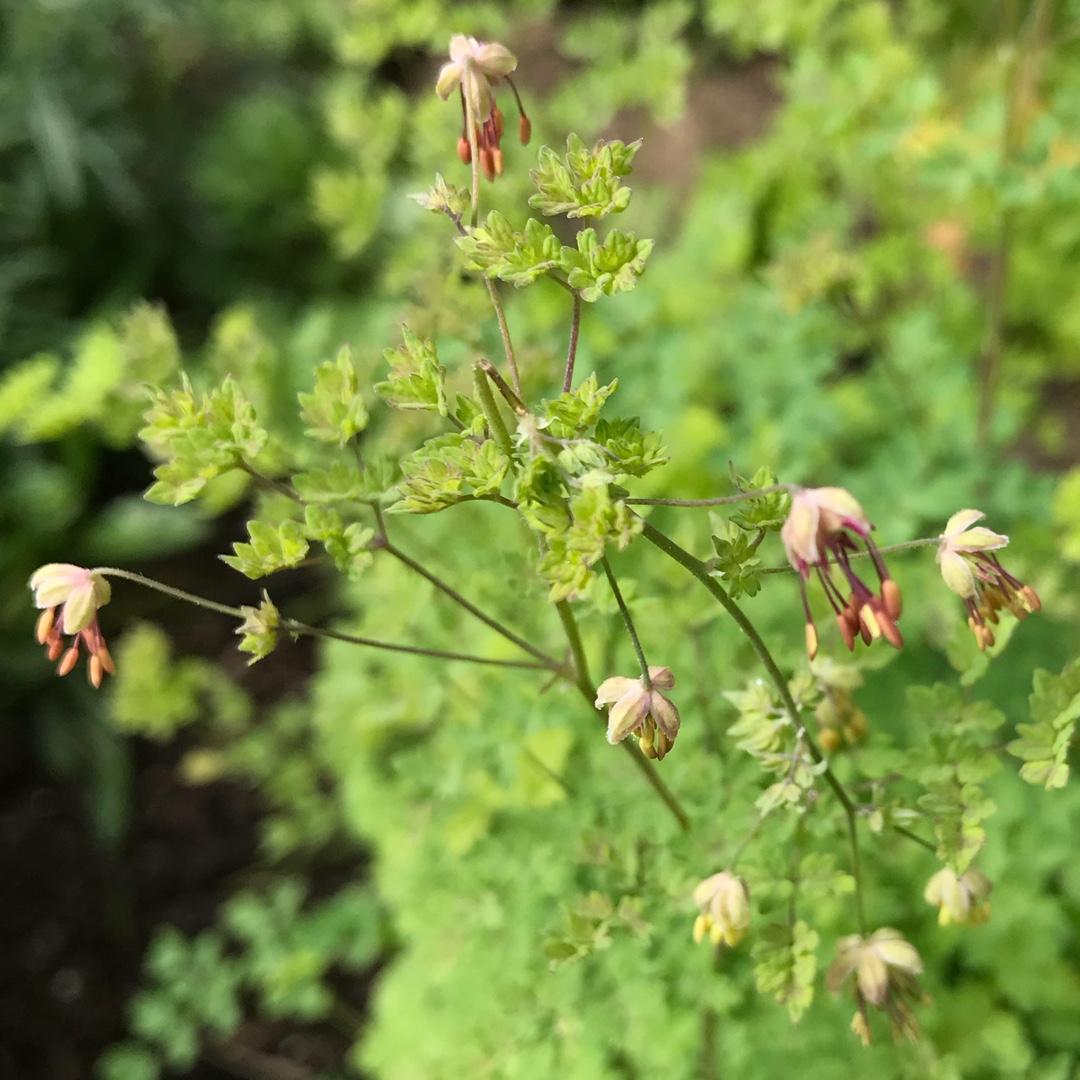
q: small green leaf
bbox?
[1007,657,1080,789]
[559,228,654,301]
[752,921,819,1022]
[530,134,642,219]
[409,173,470,218]
[298,346,368,445]
[375,327,448,415]
[543,373,619,438]
[222,519,310,578]
[141,375,268,505]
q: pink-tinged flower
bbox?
[595,666,680,760]
[435,34,530,181]
[924,866,992,927]
[826,928,925,1045]
[937,509,1040,651]
[692,871,751,948]
[29,564,115,688]
[781,487,902,660]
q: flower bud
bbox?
[924,867,992,926]
[692,871,750,949]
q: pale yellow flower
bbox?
[826,928,925,1045]
[924,867,992,926]
[692,871,750,948]
[936,509,1040,650]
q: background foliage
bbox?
[3,1,1080,1078]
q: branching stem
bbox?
[93,569,554,671]
[624,484,793,508]
[637,520,866,929]
[556,599,690,831]
[371,536,562,670]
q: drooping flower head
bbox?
[692,871,751,948]
[436,34,531,180]
[924,866,992,926]
[595,665,680,760]
[937,509,1040,651]
[825,928,925,1045]
[29,564,115,688]
[781,487,902,661]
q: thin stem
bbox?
[600,555,651,688]
[729,812,769,870]
[94,569,552,671]
[846,811,866,933]
[891,823,937,853]
[378,540,562,669]
[756,537,939,575]
[624,484,794,508]
[478,358,528,415]
[473,363,516,459]
[237,461,301,503]
[465,89,480,229]
[555,599,691,831]
[281,621,553,670]
[637,520,866,926]
[483,279,523,399]
[95,568,246,618]
[562,292,582,394]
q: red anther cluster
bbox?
[958,553,1040,651]
[37,607,115,688]
[457,94,530,181]
[29,563,116,688]
[781,487,903,661]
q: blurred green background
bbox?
[2,1,1080,1078]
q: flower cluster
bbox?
[924,866,993,926]
[937,509,1040,650]
[691,871,751,948]
[29,564,115,688]
[825,928,925,1045]
[781,487,902,661]
[436,35,531,181]
[595,666,680,760]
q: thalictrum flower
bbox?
[937,509,1040,651]
[595,666,680,760]
[924,866,992,926]
[781,487,902,661]
[435,34,531,180]
[29,564,115,688]
[692,871,751,948]
[825,928,925,1045]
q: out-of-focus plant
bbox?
[96,878,383,1080]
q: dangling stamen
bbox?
[505,75,531,144]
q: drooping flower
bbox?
[29,564,115,688]
[435,34,531,180]
[595,666,680,760]
[924,866,992,926]
[781,487,902,660]
[825,928,925,1045]
[937,509,1040,651]
[692,871,751,948]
